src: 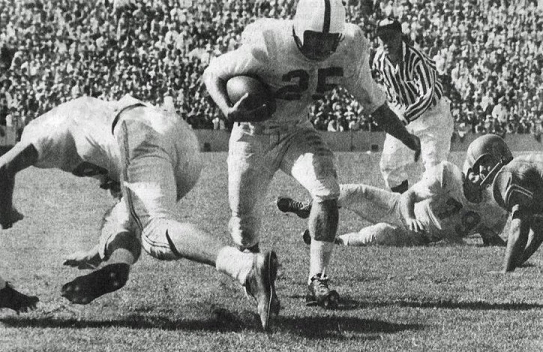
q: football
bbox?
[226,75,275,116]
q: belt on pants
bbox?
[111,103,146,134]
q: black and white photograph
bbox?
[1,0,543,350]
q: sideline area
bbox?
[2,127,542,154]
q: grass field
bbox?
[1,151,543,352]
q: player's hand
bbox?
[63,250,102,270]
[482,235,507,247]
[0,208,24,229]
[226,93,272,123]
[404,217,426,233]
[404,133,421,162]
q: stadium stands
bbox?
[0,0,542,138]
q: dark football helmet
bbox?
[463,134,513,188]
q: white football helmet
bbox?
[293,0,346,61]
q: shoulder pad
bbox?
[443,161,463,186]
[493,169,534,211]
[414,161,451,196]
[431,161,455,188]
[342,24,369,53]
[241,19,285,62]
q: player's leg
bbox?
[223,131,281,327]
[281,126,340,308]
[380,134,412,193]
[0,275,39,313]
[338,184,403,226]
[68,118,278,329]
[277,183,401,225]
[0,142,38,228]
[413,100,454,173]
[123,143,278,329]
[337,223,430,246]
[61,201,142,304]
[228,128,275,252]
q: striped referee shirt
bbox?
[372,41,443,123]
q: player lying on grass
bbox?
[0,95,279,330]
[203,0,420,309]
[0,274,38,314]
[463,134,543,273]
[277,160,508,247]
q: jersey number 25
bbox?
[275,67,344,101]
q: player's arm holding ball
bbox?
[203,42,274,123]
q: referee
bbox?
[372,18,454,193]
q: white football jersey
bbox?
[20,95,148,182]
[205,18,386,124]
[412,161,507,241]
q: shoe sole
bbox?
[61,263,129,304]
[263,251,279,330]
[0,286,39,313]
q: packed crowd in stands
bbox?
[0,0,543,140]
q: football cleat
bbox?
[61,263,130,304]
[244,251,280,331]
[276,197,312,219]
[0,284,39,313]
[306,273,339,309]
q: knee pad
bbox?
[312,198,339,242]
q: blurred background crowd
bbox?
[1,0,543,141]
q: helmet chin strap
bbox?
[292,27,302,50]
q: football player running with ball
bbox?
[278,160,508,247]
[463,134,543,273]
[0,95,279,330]
[203,0,420,308]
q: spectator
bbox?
[0,0,541,136]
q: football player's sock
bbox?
[308,240,334,284]
[339,231,374,246]
[0,276,6,290]
[108,248,137,265]
[216,247,254,285]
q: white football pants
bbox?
[338,184,430,246]
[380,98,454,189]
[100,106,202,260]
[228,120,340,249]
